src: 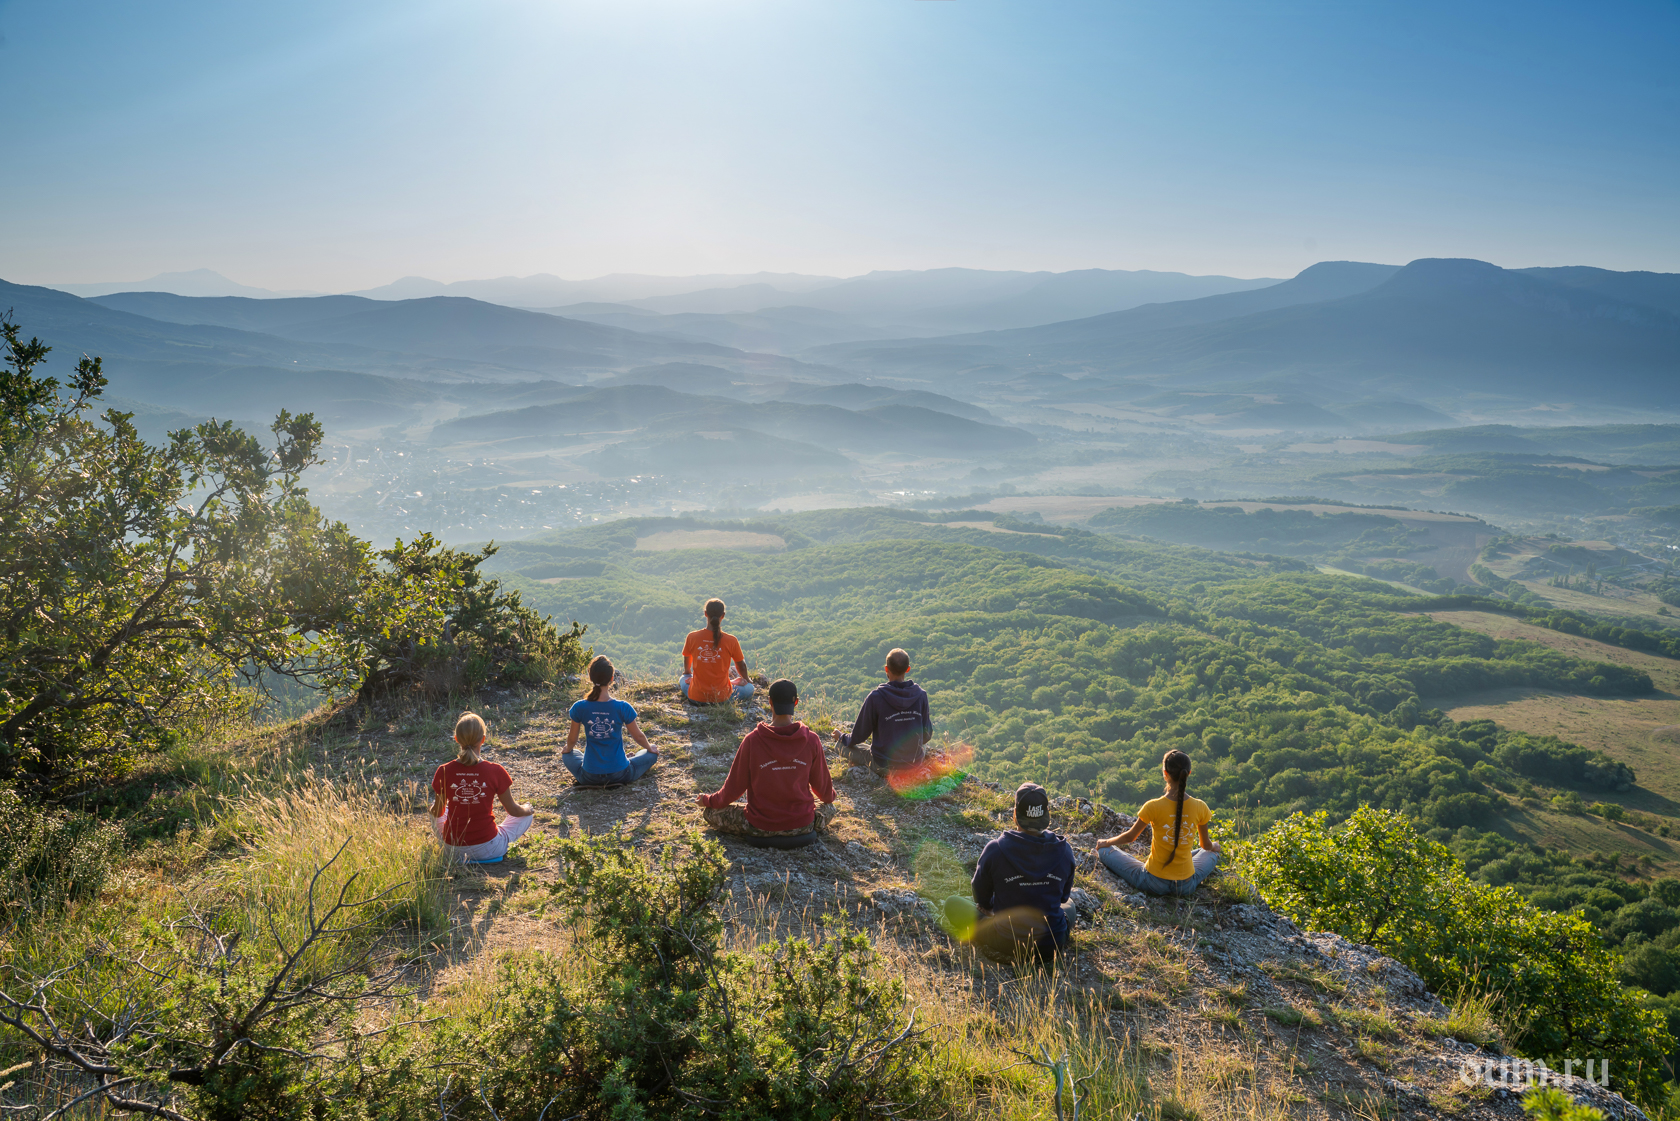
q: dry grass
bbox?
[11,678,1511,1121]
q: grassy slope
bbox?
[33,682,1523,1121]
[1425,611,1680,813]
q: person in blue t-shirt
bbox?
[564,656,658,786]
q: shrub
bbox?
[1234,806,1674,1107]
[441,832,937,1120]
[0,789,123,929]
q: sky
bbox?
[2,0,1677,291]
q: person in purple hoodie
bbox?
[944,783,1077,961]
[832,648,933,774]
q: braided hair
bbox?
[1162,749,1192,865]
[704,598,726,648]
[585,655,614,701]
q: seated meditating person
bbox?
[564,655,659,786]
[680,598,755,705]
[430,711,535,864]
[696,678,836,836]
[833,647,932,774]
[1096,749,1221,896]
[944,782,1077,961]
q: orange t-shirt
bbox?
[682,628,745,702]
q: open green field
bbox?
[1424,610,1680,814]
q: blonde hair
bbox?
[454,712,487,764]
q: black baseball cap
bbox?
[768,678,799,715]
[1015,782,1050,828]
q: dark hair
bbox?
[885,648,910,674]
[586,655,614,702]
[1163,749,1192,864]
[704,598,725,648]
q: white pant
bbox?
[432,811,533,863]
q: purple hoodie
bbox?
[839,679,932,769]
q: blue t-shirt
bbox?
[568,698,638,774]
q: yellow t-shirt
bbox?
[1136,794,1212,880]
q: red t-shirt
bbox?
[431,760,512,846]
[682,628,746,703]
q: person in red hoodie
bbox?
[696,678,837,837]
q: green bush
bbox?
[440,832,936,1120]
[0,790,122,928]
[1233,806,1674,1107]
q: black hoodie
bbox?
[972,829,1076,941]
[839,679,933,769]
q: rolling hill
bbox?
[428,384,1035,459]
[809,259,1680,407]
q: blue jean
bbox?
[561,748,658,786]
[1099,848,1220,896]
[678,673,754,703]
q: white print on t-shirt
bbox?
[585,712,620,742]
[759,759,803,773]
[692,641,728,668]
[449,775,492,806]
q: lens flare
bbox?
[886,742,974,801]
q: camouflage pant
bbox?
[703,802,835,836]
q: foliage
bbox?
[1234,807,1674,1106]
[0,843,426,1120]
[1522,1087,1605,1121]
[1088,502,1429,559]
[0,318,331,795]
[442,831,935,1120]
[0,789,123,930]
[0,320,588,796]
[297,532,591,698]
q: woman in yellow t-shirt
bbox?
[1095,749,1221,896]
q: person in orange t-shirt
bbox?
[679,598,755,704]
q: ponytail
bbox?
[585,655,614,702]
[704,598,725,649]
[1163,749,1192,864]
[454,712,486,765]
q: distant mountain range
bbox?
[811,259,1680,407]
[6,255,1677,448]
[48,266,1283,343]
[52,268,323,299]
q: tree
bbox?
[1233,806,1674,1107]
[0,318,336,795]
[293,531,591,699]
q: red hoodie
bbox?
[700,721,835,832]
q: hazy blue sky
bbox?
[2,0,1676,290]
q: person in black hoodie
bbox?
[945,782,1076,961]
[833,648,933,774]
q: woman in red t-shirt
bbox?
[679,598,755,705]
[429,711,535,864]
